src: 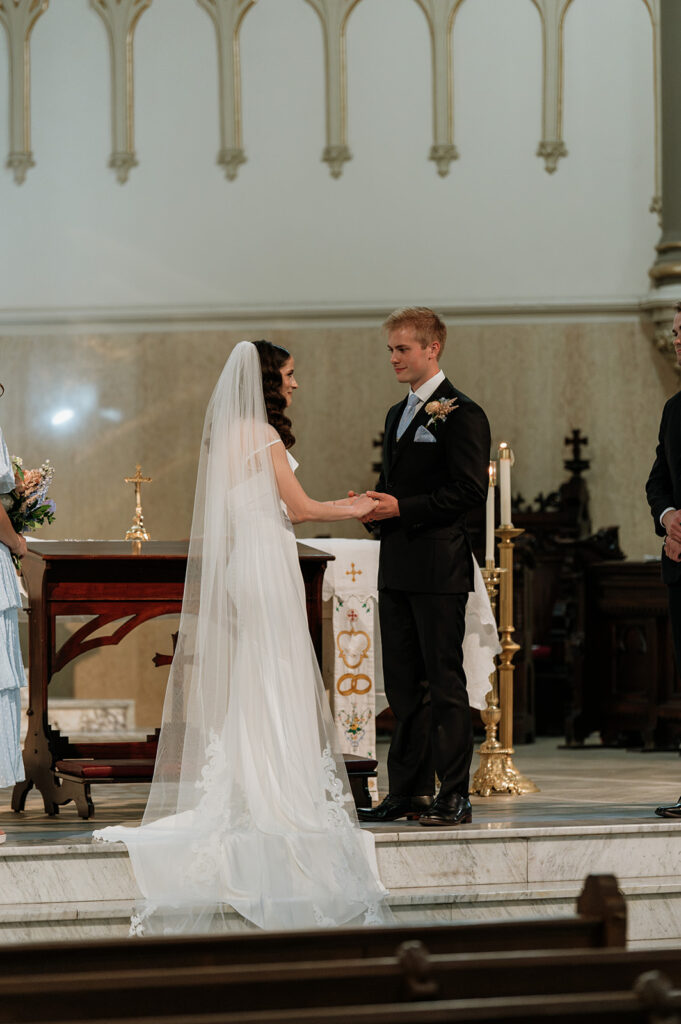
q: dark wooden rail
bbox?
[2,948,681,1024]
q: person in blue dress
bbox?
[0,389,27,838]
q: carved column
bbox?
[413,0,462,177]
[196,0,257,181]
[304,0,362,179]
[643,0,662,218]
[644,0,681,361]
[531,0,572,173]
[90,0,152,184]
[0,0,49,184]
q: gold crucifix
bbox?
[345,562,362,583]
[124,464,152,544]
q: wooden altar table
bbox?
[12,540,376,820]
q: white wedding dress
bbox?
[94,342,389,934]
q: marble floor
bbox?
[2,736,679,845]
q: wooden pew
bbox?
[1,947,681,1024]
[1,874,624,979]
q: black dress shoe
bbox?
[419,794,472,827]
[655,796,681,818]
[357,794,433,823]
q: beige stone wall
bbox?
[1,318,674,555]
[2,317,676,726]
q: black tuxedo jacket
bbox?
[646,391,681,585]
[372,378,490,594]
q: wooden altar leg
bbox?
[14,712,70,816]
[11,777,34,813]
[12,767,60,816]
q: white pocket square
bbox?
[414,426,436,443]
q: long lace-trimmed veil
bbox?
[94,341,388,933]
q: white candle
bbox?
[499,443,512,525]
[485,462,497,564]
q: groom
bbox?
[357,307,490,826]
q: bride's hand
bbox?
[350,493,378,519]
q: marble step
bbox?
[3,820,681,945]
[0,878,676,947]
[8,821,681,905]
[373,820,681,891]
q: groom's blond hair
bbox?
[383,306,447,354]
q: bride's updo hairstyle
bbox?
[253,340,295,450]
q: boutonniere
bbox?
[425,397,459,431]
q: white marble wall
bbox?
[0,314,673,558]
[0,0,659,311]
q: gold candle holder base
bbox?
[486,754,539,796]
[474,747,535,797]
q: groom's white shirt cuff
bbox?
[661,506,676,527]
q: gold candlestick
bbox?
[471,563,508,796]
[494,523,538,795]
[124,464,152,546]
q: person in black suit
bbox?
[357,307,490,826]
[646,300,681,817]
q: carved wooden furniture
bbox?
[13,539,341,819]
[466,430,626,744]
[583,561,681,748]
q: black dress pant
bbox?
[378,588,471,802]
[668,583,681,677]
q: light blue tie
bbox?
[396,392,420,441]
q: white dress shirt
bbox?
[406,369,446,418]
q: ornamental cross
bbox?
[563,429,590,479]
[124,464,152,542]
[345,562,362,583]
[564,429,588,463]
[125,463,152,495]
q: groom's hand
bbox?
[665,536,681,562]
[363,490,399,522]
[664,509,681,543]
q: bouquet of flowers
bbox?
[1,457,56,568]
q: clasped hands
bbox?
[346,490,399,523]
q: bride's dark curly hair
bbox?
[253,340,295,450]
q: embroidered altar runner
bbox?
[316,539,381,796]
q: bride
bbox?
[94,340,389,933]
